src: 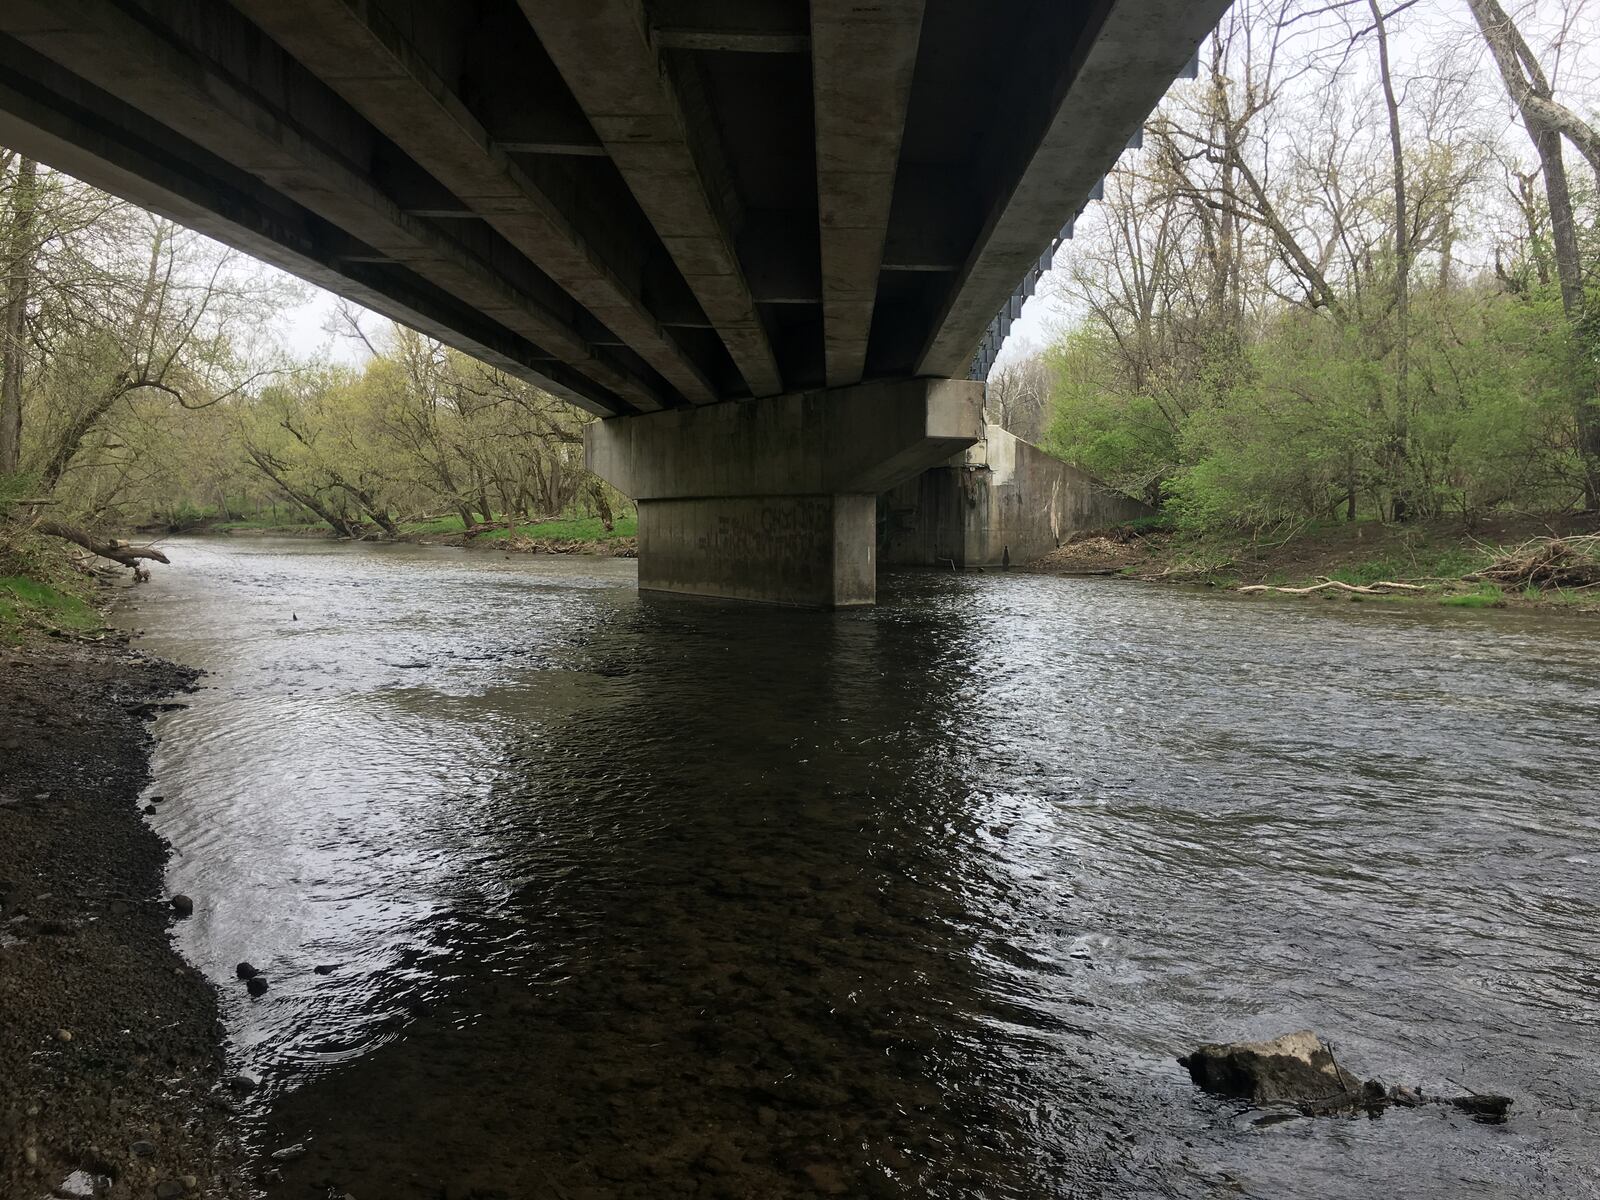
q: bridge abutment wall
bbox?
[879,425,1153,568]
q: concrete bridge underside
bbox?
[0,0,1227,605]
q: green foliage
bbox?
[1440,585,1506,609]
[1322,546,1489,586]
[398,513,637,542]
[1045,280,1594,532]
[0,574,101,640]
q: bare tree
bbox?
[988,356,1051,443]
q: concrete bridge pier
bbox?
[587,379,984,607]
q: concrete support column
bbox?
[588,378,983,606]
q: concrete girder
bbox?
[916,0,1234,378]
[520,0,786,400]
[0,0,670,414]
[651,0,810,54]
[811,0,924,387]
[230,0,719,408]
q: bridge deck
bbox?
[0,0,1227,415]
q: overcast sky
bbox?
[265,0,1597,374]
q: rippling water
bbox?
[121,537,1600,1199]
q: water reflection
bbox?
[123,540,1600,1199]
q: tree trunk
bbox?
[590,479,614,532]
[34,519,170,567]
[1468,0,1600,508]
[1369,0,1411,522]
[244,446,360,537]
[333,481,398,537]
[39,376,132,493]
[0,157,38,476]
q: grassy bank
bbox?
[0,531,116,645]
[194,511,638,550]
[0,575,103,643]
[1032,514,1600,615]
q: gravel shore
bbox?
[1,639,251,1199]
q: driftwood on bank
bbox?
[1238,578,1426,596]
[33,519,171,568]
[1470,535,1600,590]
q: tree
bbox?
[0,155,38,474]
[1467,0,1600,506]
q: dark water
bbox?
[122,537,1600,1199]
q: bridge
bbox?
[0,0,1227,605]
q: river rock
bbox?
[130,1139,156,1157]
[1180,1030,1360,1106]
[169,894,194,917]
[246,976,269,997]
[234,962,258,981]
[52,1170,105,1199]
[1182,1031,1514,1123]
[1452,1093,1513,1120]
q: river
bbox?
[119,536,1600,1199]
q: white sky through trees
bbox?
[998,0,1600,367]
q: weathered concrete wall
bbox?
[639,495,875,608]
[880,425,1150,567]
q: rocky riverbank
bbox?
[0,640,251,1199]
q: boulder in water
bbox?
[1181,1030,1513,1123]
[1181,1030,1360,1107]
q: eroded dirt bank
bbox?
[0,641,250,1200]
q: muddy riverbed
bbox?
[104,537,1600,1198]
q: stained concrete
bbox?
[880,425,1150,568]
[639,494,876,607]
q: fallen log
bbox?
[1238,578,1425,596]
[34,519,171,568]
